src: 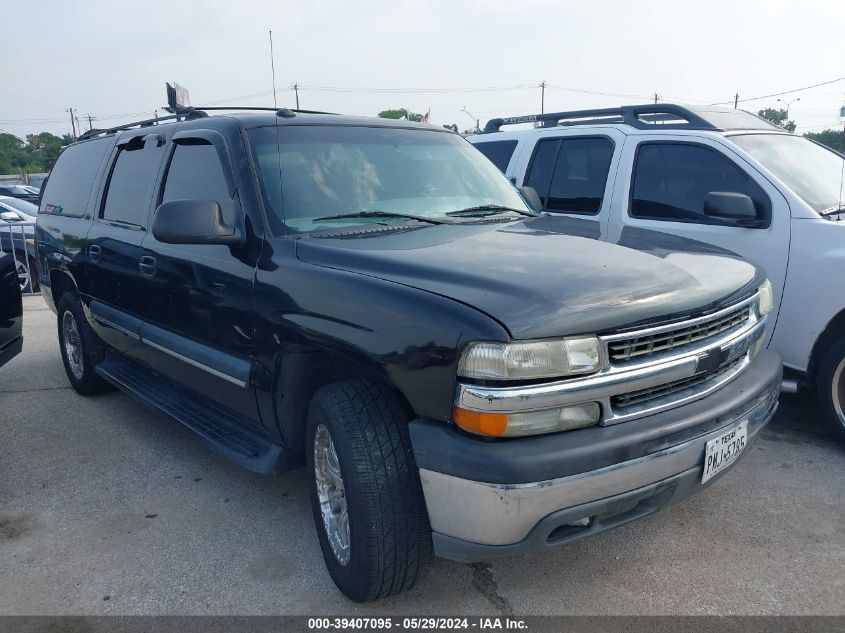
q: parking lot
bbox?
[1,295,843,616]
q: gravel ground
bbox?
[1,296,843,616]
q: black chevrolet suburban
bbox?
[36,108,781,602]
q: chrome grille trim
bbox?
[456,314,765,420]
[602,294,757,363]
[607,307,750,362]
[612,356,746,411]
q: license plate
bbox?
[702,420,748,484]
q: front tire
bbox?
[57,294,112,396]
[816,337,845,442]
[306,379,431,602]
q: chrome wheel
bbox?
[62,310,84,381]
[833,355,845,426]
[15,258,30,292]
[314,423,350,566]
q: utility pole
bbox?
[654,92,659,104]
[540,81,546,114]
[293,83,300,109]
[734,93,739,109]
[66,108,77,139]
[86,114,94,130]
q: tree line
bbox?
[756,107,843,152]
[0,132,74,175]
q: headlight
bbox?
[453,402,601,437]
[458,337,601,381]
[757,280,773,317]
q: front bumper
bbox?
[409,349,781,562]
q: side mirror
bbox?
[519,185,543,212]
[151,199,244,246]
[0,211,22,222]
[704,192,763,227]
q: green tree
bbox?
[0,133,25,174]
[25,132,65,170]
[377,108,423,122]
[804,128,845,153]
[442,123,459,133]
[757,107,796,133]
[0,131,71,174]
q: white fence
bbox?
[0,220,38,295]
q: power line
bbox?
[545,84,652,100]
[709,76,845,105]
[2,75,844,130]
[296,83,537,94]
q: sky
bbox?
[1,0,844,139]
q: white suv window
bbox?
[630,142,771,225]
[524,136,614,215]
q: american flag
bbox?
[420,109,430,124]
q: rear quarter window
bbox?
[473,140,518,173]
[40,137,112,218]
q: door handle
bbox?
[88,244,101,263]
[138,255,157,277]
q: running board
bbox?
[96,353,299,474]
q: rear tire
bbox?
[57,293,112,396]
[816,337,845,442]
[306,379,431,602]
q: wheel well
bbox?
[50,269,77,303]
[274,349,414,457]
[809,307,845,383]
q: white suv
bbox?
[469,104,845,440]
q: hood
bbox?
[296,215,762,339]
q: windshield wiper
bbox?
[820,204,845,217]
[312,210,448,225]
[445,204,535,218]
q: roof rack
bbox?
[483,104,740,134]
[77,106,335,141]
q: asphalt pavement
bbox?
[1,296,843,615]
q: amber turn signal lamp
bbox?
[453,406,508,436]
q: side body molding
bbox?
[89,300,252,388]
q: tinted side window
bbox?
[40,138,112,218]
[547,137,614,214]
[473,140,518,173]
[161,142,234,222]
[524,139,560,207]
[101,138,162,227]
[630,143,770,224]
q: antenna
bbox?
[269,28,285,232]
[269,30,278,110]
[838,104,845,215]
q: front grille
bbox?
[612,355,745,410]
[607,305,751,362]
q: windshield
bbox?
[0,197,38,215]
[248,125,531,234]
[731,133,845,213]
